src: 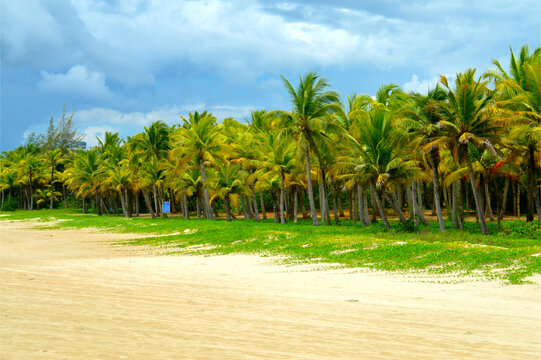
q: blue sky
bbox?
[1,0,539,150]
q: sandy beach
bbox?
[1,221,540,359]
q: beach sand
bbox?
[1,221,540,359]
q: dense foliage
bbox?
[1,45,539,236]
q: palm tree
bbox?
[256,132,297,223]
[171,111,224,220]
[340,108,418,228]
[271,72,341,226]
[209,162,248,221]
[486,45,541,221]
[42,149,64,209]
[67,149,101,214]
[402,85,448,232]
[438,69,503,234]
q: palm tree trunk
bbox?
[320,169,331,225]
[517,182,521,218]
[82,197,87,214]
[430,150,445,232]
[348,190,354,220]
[357,183,366,226]
[125,188,131,217]
[196,195,202,220]
[29,177,34,210]
[466,151,488,235]
[135,191,140,217]
[484,175,494,221]
[241,195,249,220]
[370,187,377,223]
[363,189,370,225]
[225,195,232,222]
[301,189,308,219]
[351,186,357,223]
[293,188,298,223]
[452,181,459,228]
[386,192,407,226]
[96,193,102,216]
[247,189,255,219]
[280,174,286,224]
[120,190,127,217]
[272,192,279,223]
[458,179,464,231]
[50,166,54,210]
[63,185,67,209]
[259,192,266,219]
[200,161,213,219]
[251,182,261,222]
[412,182,429,225]
[142,189,156,218]
[183,192,190,220]
[338,186,344,217]
[512,180,517,216]
[500,178,509,219]
[370,181,390,228]
[305,147,319,226]
[407,185,417,225]
[406,185,414,218]
[332,182,341,226]
[527,147,536,222]
[152,184,160,217]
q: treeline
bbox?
[1,45,539,235]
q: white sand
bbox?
[1,221,540,359]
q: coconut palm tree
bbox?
[208,162,248,221]
[42,149,64,209]
[271,72,341,226]
[486,45,541,221]
[438,69,503,235]
[402,85,448,232]
[171,111,224,220]
[256,132,297,224]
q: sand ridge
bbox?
[0,221,540,359]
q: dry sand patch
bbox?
[0,221,540,359]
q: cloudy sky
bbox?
[1,0,539,150]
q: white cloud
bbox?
[82,125,117,148]
[71,103,255,147]
[38,65,112,99]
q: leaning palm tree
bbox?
[271,72,341,225]
[438,69,503,235]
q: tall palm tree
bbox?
[271,72,341,225]
[256,132,297,224]
[42,149,64,209]
[402,85,448,232]
[486,45,541,221]
[438,69,503,234]
[171,111,224,219]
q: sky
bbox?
[1,0,539,150]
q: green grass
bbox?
[1,209,540,284]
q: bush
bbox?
[499,220,541,239]
[0,197,18,211]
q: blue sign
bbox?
[162,201,170,214]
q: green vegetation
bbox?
[2,210,539,284]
